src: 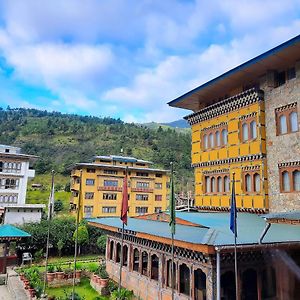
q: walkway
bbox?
[0,285,13,300]
[7,268,29,300]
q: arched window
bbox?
[290,111,298,132]
[279,115,287,134]
[167,260,176,288]
[203,134,208,149]
[222,129,228,145]
[205,176,210,193]
[245,174,251,192]
[242,123,248,141]
[211,177,216,193]
[224,176,230,192]
[179,264,190,296]
[194,269,207,300]
[217,176,222,193]
[209,133,214,148]
[254,173,260,192]
[142,251,148,276]
[123,245,128,266]
[133,248,139,272]
[116,243,121,263]
[216,131,221,147]
[282,171,290,192]
[109,240,114,260]
[151,254,159,281]
[250,121,257,139]
[293,170,300,191]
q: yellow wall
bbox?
[70,164,169,219]
[192,101,268,210]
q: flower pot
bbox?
[95,275,101,284]
[92,274,98,282]
[20,274,25,281]
[99,278,109,288]
[75,270,81,279]
[56,271,65,280]
[28,288,36,298]
[47,272,55,282]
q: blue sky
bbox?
[0,0,300,123]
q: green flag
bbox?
[169,165,176,235]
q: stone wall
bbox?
[260,63,300,212]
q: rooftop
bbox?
[0,224,31,239]
[94,155,153,165]
[168,34,300,111]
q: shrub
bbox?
[111,288,133,300]
[47,265,55,273]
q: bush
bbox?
[111,288,133,300]
[96,235,106,254]
[54,200,64,212]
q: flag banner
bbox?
[230,173,237,237]
[47,171,55,220]
[169,166,176,235]
[121,173,129,225]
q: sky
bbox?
[0,1,300,123]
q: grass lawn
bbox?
[46,277,108,299]
[48,254,100,264]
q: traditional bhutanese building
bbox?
[70,155,170,219]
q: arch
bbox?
[142,251,148,276]
[250,120,257,139]
[194,269,206,300]
[254,173,260,192]
[109,240,114,260]
[242,268,258,300]
[211,177,216,193]
[224,176,230,193]
[209,133,214,148]
[293,170,300,191]
[282,171,290,192]
[205,176,210,193]
[5,179,10,189]
[216,131,221,147]
[290,111,298,132]
[217,176,222,193]
[203,134,208,149]
[116,243,121,263]
[245,174,251,192]
[123,244,128,266]
[166,259,176,288]
[242,123,248,141]
[150,254,159,281]
[221,271,235,300]
[222,129,228,145]
[261,267,276,299]
[133,248,139,272]
[179,263,190,296]
[279,115,287,134]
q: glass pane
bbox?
[203,135,208,149]
[246,174,251,192]
[205,177,210,193]
[290,112,298,132]
[217,177,222,192]
[211,177,216,192]
[209,133,214,148]
[242,123,248,141]
[279,115,287,134]
[216,131,221,147]
[254,173,260,192]
[222,129,228,145]
[293,171,300,191]
[250,121,257,139]
[224,176,230,192]
[282,171,290,192]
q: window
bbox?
[136,172,149,177]
[85,192,94,199]
[135,207,148,214]
[275,67,296,87]
[209,133,214,148]
[280,165,300,193]
[205,174,230,194]
[250,121,257,139]
[203,134,208,149]
[142,251,148,276]
[155,173,162,178]
[217,176,222,193]
[1,178,19,189]
[103,193,117,200]
[102,206,116,213]
[86,168,95,173]
[211,177,216,193]
[104,169,118,175]
[242,123,248,141]
[133,249,139,272]
[224,176,230,192]
[104,180,118,187]
[123,245,128,266]
[86,179,95,186]
[245,174,251,192]
[136,182,149,188]
[155,195,162,201]
[243,171,261,193]
[241,117,257,142]
[136,194,149,201]
[216,131,221,147]
[254,173,260,192]
[109,241,114,260]
[151,254,159,281]
[205,176,210,193]
[155,183,162,189]
[221,129,228,145]
[179,264,190,296]
[84,206,93,216]
[154,207,162,213]
[276,103,298,135]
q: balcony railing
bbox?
[131,188,153,193]
[98,186,123,192]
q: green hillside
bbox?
[0,107,193,189]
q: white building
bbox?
[0,145,45,224]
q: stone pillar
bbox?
[206,265,215,300]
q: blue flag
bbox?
[230,174,237,237]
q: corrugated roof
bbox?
[88,212,300,247]
[0,224,31,238]
[262,211,300,221]
[94,155,153,164]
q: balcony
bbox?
[131,188,153,193]
[98,186,122,192]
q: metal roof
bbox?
[0,224,31,238]
[94,155,153,164]
[88,212,300,247]
[262,211,300,221]
[168,34,300,111]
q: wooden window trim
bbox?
[242,170,261,194]
[279,166,300,193]
[240,117,257,143]
[204,174,230,195]
[275,105,298,136]
[201,126,228,151]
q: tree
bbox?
[73,225,89,255]
[54,200,64,212]
[96,235,107,254]
[57,239,64,257]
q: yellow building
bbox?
[70,155,170,219]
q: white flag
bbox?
[48,171,55,220]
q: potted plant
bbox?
[75,262,82,279]
[47,265,56,282]
[98,265,109,288]
[56,265,65,280]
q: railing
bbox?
[98,186,123,192]
[131,188,153,193]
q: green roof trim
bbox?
[0,224,31,238]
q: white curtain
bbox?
[293,170,300,191]
[250,121,257,139]
[282,171,290,192]
[279,115,287,134]
[290,112,298,132]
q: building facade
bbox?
[169,34,300,213]
[70,155,170,219]
[0,145,36,206]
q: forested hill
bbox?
[0,107,192,183]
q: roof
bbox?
[88,212,300,249]
[0,152,39,160]
[3,204,45,209]
[262,211,300,222]
[94,155,153,165]
[168,34,300,111]
[0,224,31,239]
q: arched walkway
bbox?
[221,271,235,300]
[194,269,206,300]
[242,269,258,300]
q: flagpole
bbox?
[170,162,175,300]
[232,172,238,300]
[118,222,124,293]
[42,170,55,296]
[72,169,82,300]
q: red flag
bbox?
[121,174,128,225]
